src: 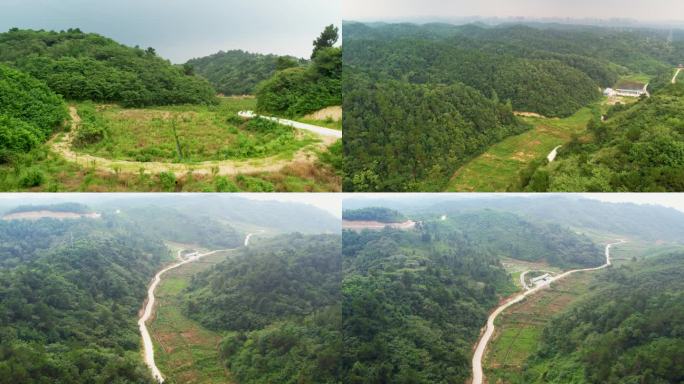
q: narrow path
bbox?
[471,240,625,384]
[546,145,562,162]
[51,107,335,177]
[673,68,682,84]
[238,111,342,139]
[139,233,256,383]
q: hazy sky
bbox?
[344,193,684,214]
[0,193,341,218]
[344,0,684,23]
[1,0,340,63]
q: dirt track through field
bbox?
[51,107,337,177]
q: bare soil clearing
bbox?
[304,106,342,121]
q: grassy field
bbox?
[447,105,597,192]
[75,98,317,163]
[149,251,235,384]
[484,272,595,384]
[616,73,651,84]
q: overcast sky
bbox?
[1,0,340,63]
[344,0,684,23]
[0,193,341,218]
[344,193,684,214]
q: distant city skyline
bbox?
[344,0,684,24]
[1,0,340,63]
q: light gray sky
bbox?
[344,0,684,23]
[344,193,684,214]
[0,193,341,218]
[1,0,340,63]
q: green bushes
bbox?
[0,29,217,107]
[0,64,67,162]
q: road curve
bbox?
[471,240,625,384]
[547,145,562,162]
[139,233,256,383]
[673,68,682,84]
[238,111,342,139]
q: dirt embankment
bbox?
[304,106,342,121]
[342,220,417,231]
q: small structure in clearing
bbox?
[530,273,553,286]
[607,80,648,97]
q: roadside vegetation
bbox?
[342,207,407,223]
[343,22,684,191]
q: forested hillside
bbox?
[343,74,526,191]
[186,50,305,95]
[522,252,684,383]
[256,25,341,117]
[182,234,341,384]
[525,83,684,191]
[341,209,600,383]
[342,207,406,223]
[0,64,67,165]
[0,28,216,107]
[343,21,684,191]
[0,210,168,383]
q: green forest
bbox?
[522,252,684,383]
[342,207,407,223]
[0,211,168,383]
[0,28,216,107]
[186,50,305,96]
[343,22,684,191]
[524,83,684,191]
[341,208,602,383]
[256,25,341,117]
[181,234,341,384]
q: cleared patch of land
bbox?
[149,251,234,384]
[447,106,596,192]
[484,272,595,384]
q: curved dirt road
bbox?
[52,107,337,177]
[471,240,625,384]
[546,145,562,162]
[139,233,256,382]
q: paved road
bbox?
[139,233,256,383]
[470,240,625,384]
[673,68,682,84]
[546,145,562,162]
[238,111,342,139]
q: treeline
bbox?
[0,211,168,383]
[342,207,406,223]
[182,234,341,383]
[522,83,684,191]
[343,75,527,191]
[0,28,216,107]
[186,50,305,95]
[6,203,90,214]
[0,64,67,165]
[523,252,684,383]
[256,25,341,117]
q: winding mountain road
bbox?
[471,240,625,384]
[546,145,562,162]
[51,107,336,177]
[673,68,682,84]
[139,233,256,383]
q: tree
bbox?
[312,24,339,59]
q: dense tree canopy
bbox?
[0,28,216,107]
[341,209,601,383]
[182,234,341,383]
[0,210,168,383]
[523,252,684,383]
[0,64,67,162]
[342,207,407,223]
[525,84,684,191]
[343,74,526,191]
[186,50,305,95]
[256,26,341,117]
